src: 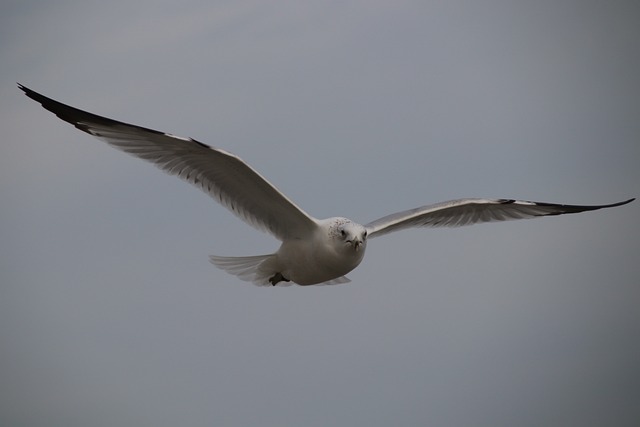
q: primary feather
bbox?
[365,198,634,238]
[18,84,318,242]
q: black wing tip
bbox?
[608,197,635,207]
[18,83,85,127]
[544,198,634,209]
[18,83,53,107]
[19,83,215,151]
[18,83,43,102]
[18,83,162,137]
[533,197,634,216]
[500,197,634,208]
[496,197,634,218]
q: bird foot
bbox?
[269,273,290,286]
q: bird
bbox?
[19,84,634,286]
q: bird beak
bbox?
[352,239,362,251]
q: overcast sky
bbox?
[1,1,639,426]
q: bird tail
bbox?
[209,253,286,286]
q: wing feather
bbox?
[19,84,318,241]
[365,198,634,238]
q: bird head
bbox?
[336,220,368,252]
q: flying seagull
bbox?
[19,84,634,286]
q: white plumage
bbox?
[19,84,634,286]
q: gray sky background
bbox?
[1,1,639,426]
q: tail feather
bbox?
[209,254,288,286]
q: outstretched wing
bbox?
[365,198,634,238]
[19,84,318,241]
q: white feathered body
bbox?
[277,219,367,285]
[211,217,367,286]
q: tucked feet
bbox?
[269,272,290,286]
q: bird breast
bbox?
[276,234,366,285]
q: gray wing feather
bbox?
[365,198,634,238]
[19,84,318,241]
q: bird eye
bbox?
[340,230,346,237]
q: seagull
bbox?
[19,84,634,286]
